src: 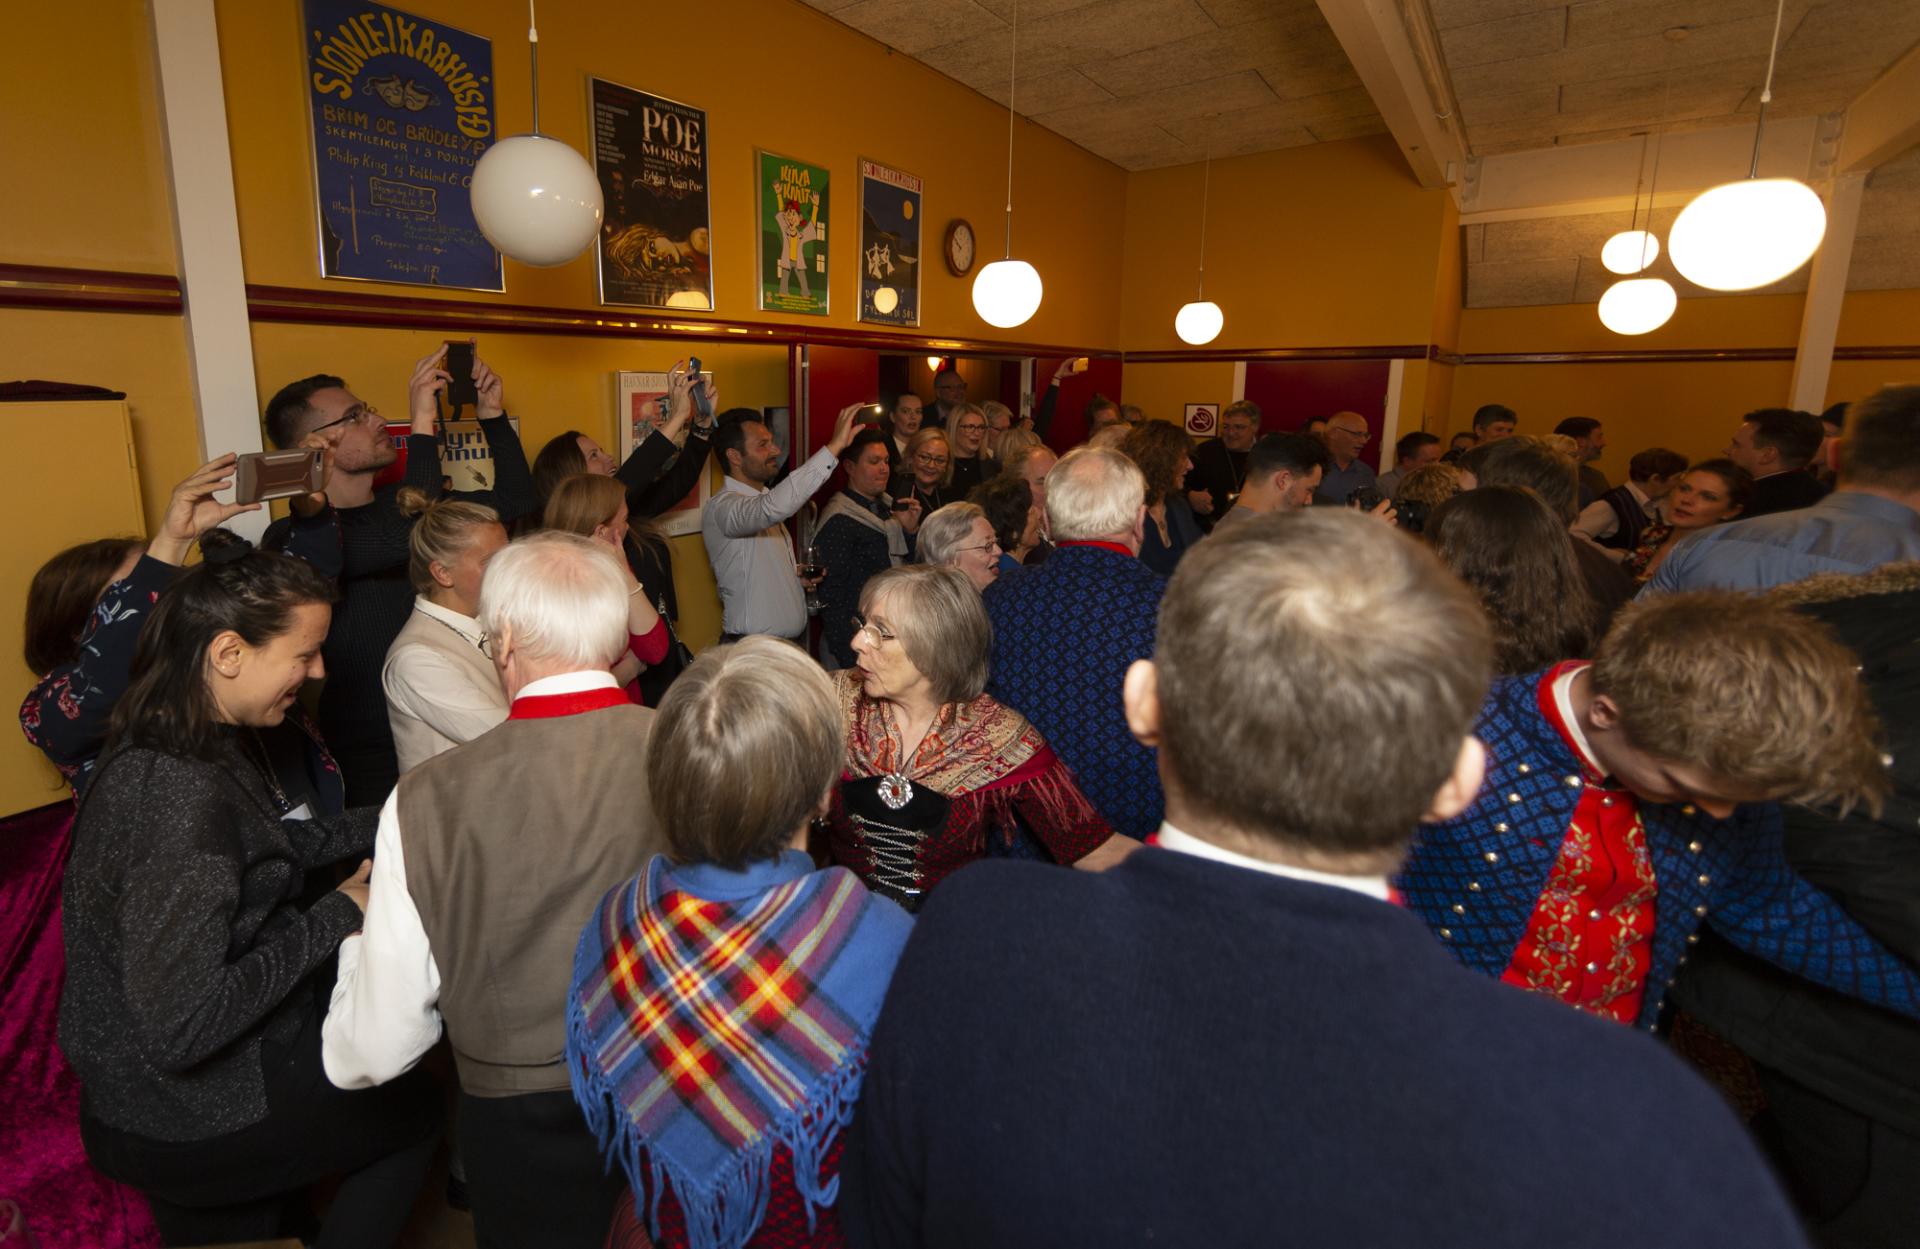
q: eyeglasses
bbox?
[477,632,495,658]
[851,613,897,644]
[914,453,950,466]
[954,540,1001,556]
[311,403,384,434]
[1330,427,1371,442]
[956,422,987,434]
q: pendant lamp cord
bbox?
[1638,50,1674,270]
[1196,129,1212,300]
[1749,0,1786,178]
[1002,0,1017,259]
[526,0,542,135]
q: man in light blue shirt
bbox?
[702,402,862,640]
[1642,385,1920,595]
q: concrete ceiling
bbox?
[1432,0,1920,157]
[798,0,1920,302]
[794,0,1387,170]
[1463,142,1920,305]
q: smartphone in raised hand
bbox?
[687,356,714,423]
[234,449,326,504]
[443,340,479,413]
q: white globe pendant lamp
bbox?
[1601,229,1660,275]
[971,0,1043,329]
[1173,130,1224,345]
[1670,178,1825,290]
[470,1,603,268]
[1597,277,1677,335]
[1667,0,1825,291]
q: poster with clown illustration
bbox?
[756,151,830,315]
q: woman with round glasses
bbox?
[915,502,1002,592]
[947,404,993,497]
[891,428,954,515]
[828,565,1133,911]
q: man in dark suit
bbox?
[1183,399,1260,531]
[1726,407,1829,517]
[843,511,1807,1249]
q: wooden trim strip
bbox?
[1122,344,1432,364]
[242,283,1121,358]
[1458,346,1920,365]
[0,264,183,315]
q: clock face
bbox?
[947,220,975,275]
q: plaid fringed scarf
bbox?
[567,852,911,1249]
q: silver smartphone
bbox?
[235,449,326,504]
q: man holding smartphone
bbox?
[261,343,537,807]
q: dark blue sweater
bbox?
[982,544,1165,838]
[842,850,1807,1249]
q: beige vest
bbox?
[397,701,661,1096]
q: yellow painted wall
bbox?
[1450,290,1920,480]
[1119,136,1454,353]
[0,5,175,273]
[215,0,1127,348]
[1122,361,1237,429]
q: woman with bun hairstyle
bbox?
[60,528,439,1248]
[381,487,510,774]
[542,474,670,703]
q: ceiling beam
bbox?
[1837,43,1920,175]
[1315,0,1465,189]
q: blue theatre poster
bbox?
[302,0,502,290]
[858,159,921,327]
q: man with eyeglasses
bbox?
[1311,411,1380,508]
[931,365,968,429]
[261,343,536,806]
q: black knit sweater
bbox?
[59,737,376,1141]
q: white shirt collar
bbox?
[1549,663,1607,778]
[721,473,768,497]
[1625,480,1650,507]
[1154,822,1391,902]
[515,670,620,700]
[413,596,482,640]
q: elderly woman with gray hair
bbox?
[914,502,1002,591]
[829,565,1133,911]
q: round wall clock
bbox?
[944,219,976,276]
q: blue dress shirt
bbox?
[1642,491,1920,595]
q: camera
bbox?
[1394,497,1432,535]
[1347,486,1385,512]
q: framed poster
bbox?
[617,370,715,536]
[858,159,921,327]
[591,78,713,310]
[301,0,502,290]
[371,417,518,493]
[1184,404,1219,437]
[755,151,829,316]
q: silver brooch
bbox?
[878,772,914,810]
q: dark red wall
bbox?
[1242,361,1392,470]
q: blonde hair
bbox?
[997,427,1042,467]
[396,487,502,595]
[650,638,842,869]
[1395,463,1464,508]
[980,400,1014,428]
[1593,592,1889,815]
[541,472,666,554]
[905,427,954,487]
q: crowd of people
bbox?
[8,345,1920,1249]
